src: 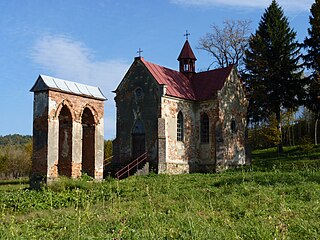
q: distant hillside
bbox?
[0,134,32,146]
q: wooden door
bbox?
[132,119,146,159]
[132,133,145,159]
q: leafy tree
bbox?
[0,134,32,146]
[244,0,304,152]
[198,19,251,71]
[0,141,32,179]
[303,0,320,145]
[104,140,113,160]
[281,109,297,146]
[248,115,281,150]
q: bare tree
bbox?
[198,19,251,71]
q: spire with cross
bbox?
[184,30,190,40]
[137,48,143,57]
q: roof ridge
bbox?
[140,58,196,100]
[138,57,233,101]
[30,75,106,100]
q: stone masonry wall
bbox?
[196,99,219,173]
[159,96,197,174]
[216,69,247,170]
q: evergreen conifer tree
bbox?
[304,0,320,75]
[244,0,304,152]
[304,0,320,144]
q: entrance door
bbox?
[132,119,145,159]
[132,134,145,159]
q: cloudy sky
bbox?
[0,0,313,139]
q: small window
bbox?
[134,87,143,99]
[177,111,184,141]
[231,119,237,133]
[201,113,209,143]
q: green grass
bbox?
[0,178,29,191]
[0,146,319,239]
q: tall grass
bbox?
[0,145,319,239]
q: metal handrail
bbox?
[115,152,148,179]
[104,155,113,167]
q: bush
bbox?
[0,143,32,179]
[298,136,313,153]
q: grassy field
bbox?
[0,145,319,239]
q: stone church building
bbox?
[111,40,248,175]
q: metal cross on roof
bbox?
[137,48,143,57]
[184,30,190,40]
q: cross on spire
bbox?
[137,48,143,57]
[184,30,190,40]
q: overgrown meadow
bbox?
[0,146,320,239]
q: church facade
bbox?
[111,40,247,175]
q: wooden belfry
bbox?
[30,75,106,187]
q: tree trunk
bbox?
[276,109,283,153]
[292,122,295,146]
[244,125,251,165]
[315,118,319,145]
[288,126,291,146]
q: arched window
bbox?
[231,119,237,133]
[177,111,184,141]
[201,113,209,143]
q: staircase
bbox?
[115,152,148,180]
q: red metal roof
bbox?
[140,58,233,101]
[191,65,234,100]
[177,40,197,60]
[141,58,196,100]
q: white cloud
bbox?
[171,0,313,11]
[31,35,130,139]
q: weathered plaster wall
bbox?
[216,69,247,170]
[94,119,104,180]
[32,92,49,177]
[113,59,161,172]
[159,96,197,174]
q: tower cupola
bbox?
[177,37,197,78]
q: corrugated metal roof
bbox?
[30,75,106,100]
[140,58,233,101]
[141,58,197,100]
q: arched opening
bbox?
[201,113,209,143]
[82,108,95,177]
[132,119,146,159]
[231,119,237,133]
[58,105,73,177]
[177,111,184,141]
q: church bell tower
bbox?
[177,31,197,78]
